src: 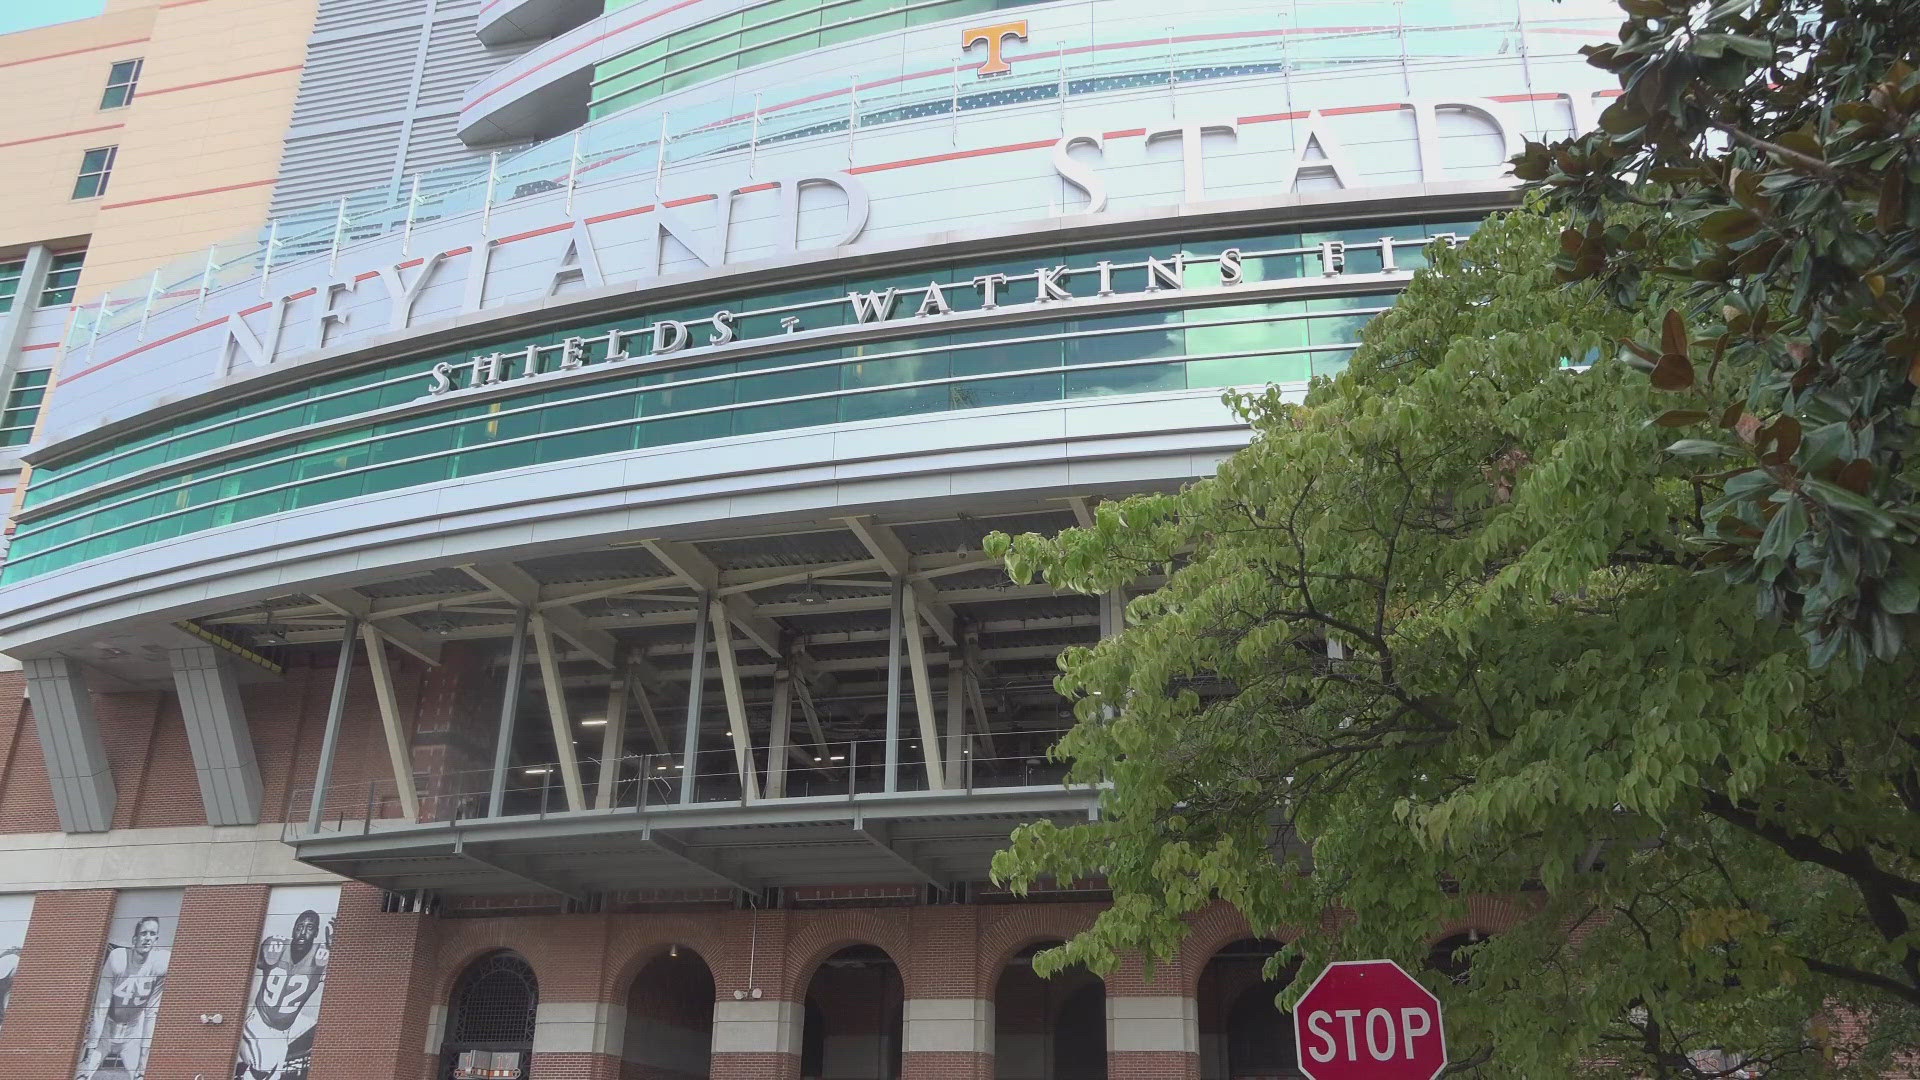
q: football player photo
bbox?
[235,886,339,1080]
[75,915,171,1080]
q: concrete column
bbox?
[1106,993,1201,1080]
[710,997,802,1080]
[22,656,115,833]
[168,645,265,825]
[0,246,52,395]
[902,997,993,1080]
[532,1000,624,1079]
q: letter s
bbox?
[428,361,455,395]
[1307,1010,1337,1063]
[1053,131,1107,215]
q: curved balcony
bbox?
[476,0,602,47]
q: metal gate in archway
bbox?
[439,952,539,1079]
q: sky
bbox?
[0,0,107,36]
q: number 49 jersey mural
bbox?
[235,886,339,1080]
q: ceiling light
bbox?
[580,718,608,727]
[523,767,551,775]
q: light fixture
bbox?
[580,717,608,727]
[523,767,551,776]
[797,576,825,604]
[670,944,680,958]
[828,754,846,762]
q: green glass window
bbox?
[0,260,22,315]
[590,0,1049,119]
[100,58,142,110]
[4,216,1488,582]
[40,251,86,307]
[72,147,117,201]
[0,368,50,448]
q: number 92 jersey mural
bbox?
[235,886,340,1080]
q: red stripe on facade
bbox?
[584,205,654,225]
[58,316,228,385]
[141,64,303,96]
[21,343,59,352]
[0,37,149,69]
[1239,110,1306,125]
[0,123,125,150]
[100,177,278,211]
[495,221,574,245]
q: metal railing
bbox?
[65,1,1616,353]
[285,729,1080,839]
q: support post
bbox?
[902,601,945,790]
[488,608,530,818]
[358,625,420,821]
[945,654,967,786]
[883,577,904,793]
[709,598,762,802]
[22,656,116,833]
[594,667,629,810]
[530,614,587,811]
[679,592,711,804]
[767,664,792,799]
[307,619,361,833]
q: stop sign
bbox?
[1293,959,1447,1080]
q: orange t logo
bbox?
[962,20,1029,76]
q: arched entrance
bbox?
[1198,939,1298,1080]
[622,945,716,1079]
[993,942,1107,1080]
[1427,931,1479,985]
[801,945,903,1079]
[439,951,539,1079]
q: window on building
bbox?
[0,260,23,315]
[100,58,142,109]
[0,369,51,447]
[72,146,117,200]
[40,252,86,308]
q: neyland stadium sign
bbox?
[213,92,1605,382]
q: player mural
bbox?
[234,884,339,1080]
[0,893,31,1035]
[76,889,181,1080]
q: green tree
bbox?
[988,209,1920,1076]
[1515,0,1920,666]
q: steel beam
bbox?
[679,593,710,804]
[594,666,629,811]
[307,619,360,834]
[463,562,617,668]
[901,599,945,790]
[529,614,588,811]
[842,515,959,645]
[488,608,530,818]
[709,596,761,802]
[767,665,793,799]
[641,825,760,893]
[359,625,421,821]
[315,589,441,665]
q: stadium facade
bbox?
[0,0,1617,1077]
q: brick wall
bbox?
[309,882,438,1080]
[0,888,112,1077]
[144,884,270,1077]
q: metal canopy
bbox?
[290,784,1099,897]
